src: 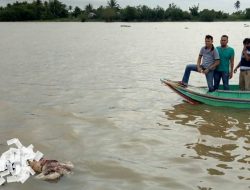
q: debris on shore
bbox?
[120,25,131,27]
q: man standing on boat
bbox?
[234,38,250,90]
[214,35,235,90]
[180,35,220,92]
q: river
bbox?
[0,22,249,190]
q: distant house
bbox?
[88,12,96,19]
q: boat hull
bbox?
[161,79,250,109]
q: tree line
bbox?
[0,0,250,22]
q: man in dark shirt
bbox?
[234,38,250,91]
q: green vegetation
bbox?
[0,0,250,22]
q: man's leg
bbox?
[239,71,245,91]
[221,72,230,90]
[205,70,214,92]
[181,64,198,85]
[244,70,250,91]
[213,70,222,90]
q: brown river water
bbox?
[0,22,249,190]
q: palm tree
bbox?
[35,0,42,5]
[189,4,199,17]
[168,3,177,9]
[234,1,240,11]
[107,0,119,9]
[85,3,93,14]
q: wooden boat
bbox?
[161,79,250,109]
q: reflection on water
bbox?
[164,103,250,181]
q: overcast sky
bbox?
[1,0,250,13]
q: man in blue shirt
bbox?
[180,35,220,92]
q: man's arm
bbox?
[197,55,203,72]
[203,48,220,73]
[243,50,250,61]
[234,62,241,73]
[207,59,220,70]
[203,59,220,74]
